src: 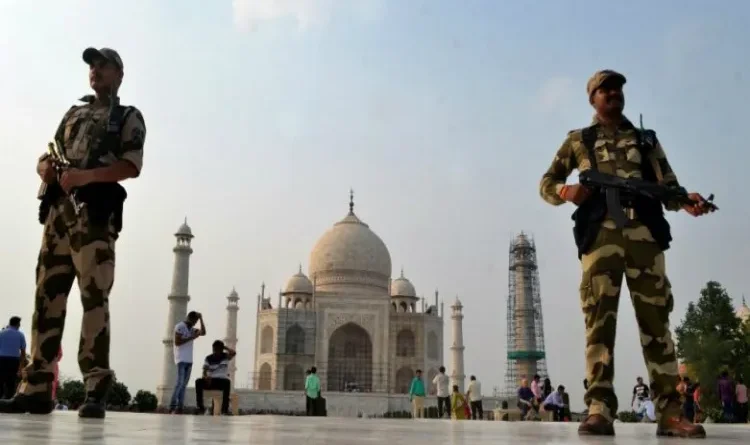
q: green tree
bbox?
[133,390,158,412]
[674,281,748,409]
[57,379,85,409]
[108,381,132,407]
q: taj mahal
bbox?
[154,192,487,416]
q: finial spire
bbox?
[298,263,303,274]
[743,294,747,306]
[184,216,187,225]
[400,267,404,278]
[349,188,354,213]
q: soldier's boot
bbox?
[577,414,615,436]
[0,391,54,415]
[78,375,112,419]
[656,413,706,438]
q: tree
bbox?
[133,390,158,412]
[57,379,85,409]
[108,381,132,407]
[675,281,748,409]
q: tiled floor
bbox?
[0,411,747,444]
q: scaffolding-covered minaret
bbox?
[503,232,548,398]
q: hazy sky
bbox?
[1,0,748,411]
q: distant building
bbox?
[252,192,452,394]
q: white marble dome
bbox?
[284,266,313,295]
[391,270,416,298]
[309,206,392,283]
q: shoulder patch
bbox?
[566,128,583,142]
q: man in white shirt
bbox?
[466,375,483,420]
[169,311,205,413]
[195,340,236,415]
[542,385,567,421]
[432,366,450,418]
[638,398,656,423]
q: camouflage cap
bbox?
[586,69,626,97]
[82,47,124,70]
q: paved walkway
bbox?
[0,412,747,444]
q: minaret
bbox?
[450,297,466,392]
[157,219,194,405]
[224,287,240,389]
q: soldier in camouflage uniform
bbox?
[0,47,145,418]
[539,70,711,438]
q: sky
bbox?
[0,0,748,412]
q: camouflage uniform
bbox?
[539,72,684,426]
[15,94,145,408]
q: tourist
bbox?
[517,378,536,420]
[194,340,235,415]
[542,385,566,421]
[561,386,571,421]
[432,366,450,418]
[0,316,26,399]
[531,374,542,405]
[692,382,702,423]
[169,311,206,414]
[735,378,748,423]
[408,369,426,419]
[450,385,468,420]
[637,397,656,423]
[542,377,552,400]
[304,367,321,416]
[631,376,649,412]
[51,347,62,402]
[717,371,734,422]
[681,376,696,423]
[465,375,483,420]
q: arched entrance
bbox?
[327,322,373,392]
[283,364,305,390]
[394,366,413,394]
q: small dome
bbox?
[284,265,313,295]
[391,269,416,298]
[737,297,750,323]
[514,232,531,248]
[176,218,193,237]
[227,287,239,301]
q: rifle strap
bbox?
[635,128,665,184]
[581,126,598,171]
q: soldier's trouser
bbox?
[17,200,117,400]
[579,218,680,422]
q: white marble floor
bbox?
[0,412,747,444]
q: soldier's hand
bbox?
[683,192,711,217]
[558,184,591,205]
[59,168,94,193]
[37,159,56,184]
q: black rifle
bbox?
[578,169,718,228]
[46,140,83,214]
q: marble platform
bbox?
[0,411,747,444]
